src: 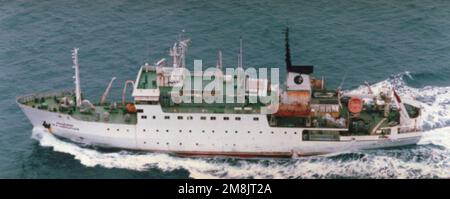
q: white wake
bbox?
[30,72,450,178]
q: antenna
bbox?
[338,69,348,90]
[216,50,223,69]
[170,42,178,68]
[285,27,292,70]
[238,37,243,68]
[72,48,82,107]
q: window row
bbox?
[140,129,298,135]
[140,115,259,121]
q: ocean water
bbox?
[0,0,449,178]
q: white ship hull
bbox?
[19,103,422,157]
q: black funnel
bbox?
[284,27,314,74]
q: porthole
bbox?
[212,130,215,133]
[225,130,228,133]
[223,117,229,120]
[179,130,182,133]
[202,130,205,133]
[271,131,274,134]
[152,116,156,119]
[200,116,206,120]
[235,117,241,121]
[259,131,262,134]
[248,131,250,134]
[157,142,159,145]
[144,141,146,144]
[141,115,147,119]
[253,117,259,121]
[156,129,159,132]
[179,143,182,146]
[284,131,287,134]
[195,143,199,146]
[189,130,192,133]
[143,129,146,132]
[294,132,297,134]
[164,116,170,119]
[166,129,169,132]
[116,129,119,132]
[166,142,169,145]
[107,128,110,131]
[177,116,183,120]
[210,116,216,120]
[235,131,238,134]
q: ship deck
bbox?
[18,91,137,124]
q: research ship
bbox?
[17,28,423,157]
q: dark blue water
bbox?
[1,0,449,178]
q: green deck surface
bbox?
[137,70,157,89]
[24,94,137,124]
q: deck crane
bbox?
[100,77,116,105]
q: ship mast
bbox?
[216,50,223,69]
[72,48,82,107]
[238,38,243,68]
[169,39,190,68]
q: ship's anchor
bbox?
[42,121,52,133]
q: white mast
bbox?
[179,39,190,68]
[72,48,82,107]
[169,37,190,68]
[216,50,223,69]
[238,38,243,68]
[169,43,179,68]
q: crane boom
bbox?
[122,80,135,105]
[100,77,116,104]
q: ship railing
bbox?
[16,89,73,104]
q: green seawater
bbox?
[0,0,449,178]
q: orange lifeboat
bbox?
[126,103,137,113]
[348,97,363,114]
